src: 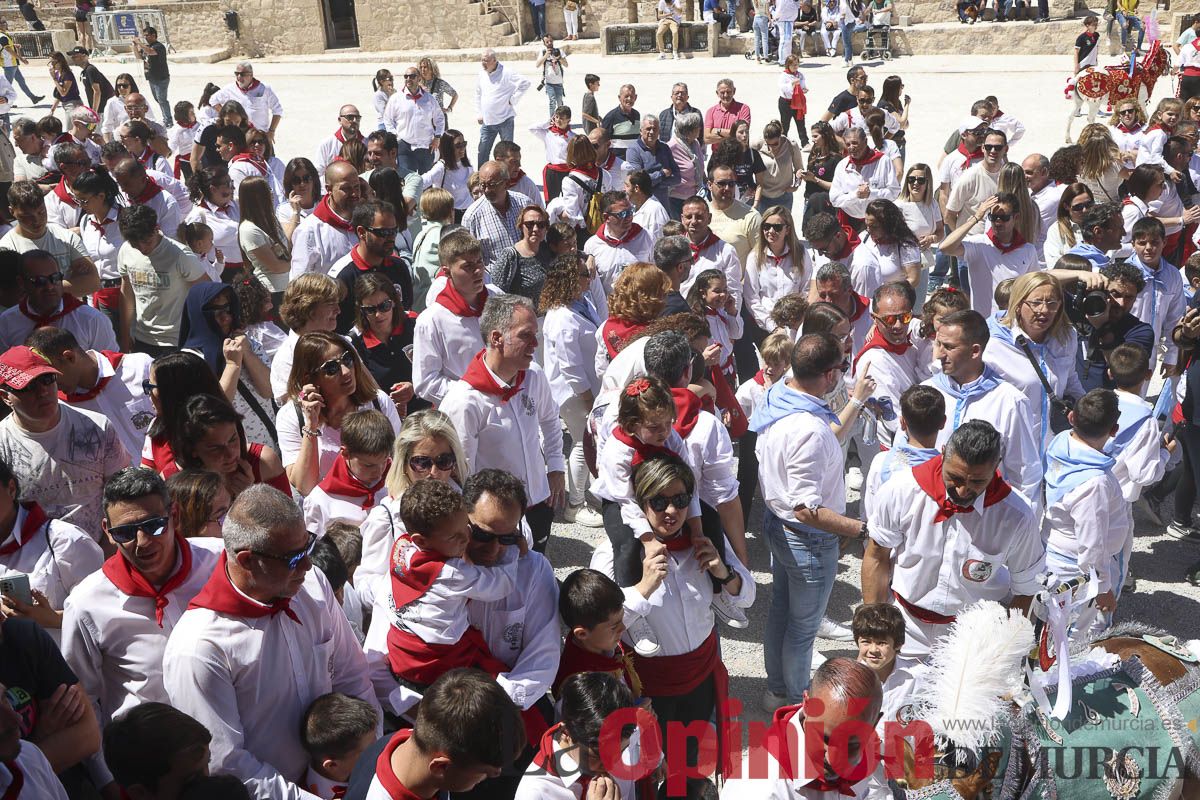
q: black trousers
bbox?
[602,499,727,588]
[736,431,758,526]
[649,673,718,799]
[1173,422,1200,526]
[776,96,808,144]
[526,500,554,555]
[1182,75,1200,106]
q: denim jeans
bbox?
[776,19,795,63]
[545,82,565,116]
[530,2,546,37]
[756,192,794,213]
[3,65,36,102]
[148,78,171,127]
[753,14,770,59]
[397,140,434,174]
[762,512,840,701]
[1116,12,1143,51]
[839,20,856,62]
[478,116,515,166]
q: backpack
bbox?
[569,173,604,234]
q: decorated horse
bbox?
[895,599,1200,800]
[1065,41,1172,143]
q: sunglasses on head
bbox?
[408,453,457,473]
[469,521,521,546]
[873,311,913,326]
[646,491,691,512]
[24,271,64,288]
[312,350,355,378]
[761,221,787,233]
[250,531,318,570]
[361,299,395,316]
[107,514,169,544]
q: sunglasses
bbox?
[469,522,521,546]
[234,70,251,76]
[365,225,398,239]
[907,176,928,185]
[1118,109,1137,115]
[408,452,457,473]
[857,98,872,106]
[1070,200,1094,213]
[873,311,913,326]
[521,219,549,229]
[988,212,1013,223]
[292,173,314,184]
[204,303,233,317]
[142,379,157,394]
[361,299,395,316]
[24,271,64,288]
[404,73,420,79]
[967,128,988,137]
[340,114,362,121]
[312,350,355,378]
[982,144,1005,152]
[646,492,691,512]
[606,208,633,220]
[115,83,131,88]
[761,221,787,232]
[12,373,57,393]
[250,531,318,570]
[108,514,169,544]
[712,179,737,188]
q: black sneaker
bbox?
[30,94,43,104]
[1166,521,1200,541]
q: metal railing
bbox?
[9,30,55,59]
[482,0,523,37]
[90,9,172,57]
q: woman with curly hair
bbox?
[231,268,286,364]
[595,261,670,377]
[1077,123,1129,204]
[418,57,457,118]
[268,273,343,403]
[1108,98,1147,167]
[856,198,921,296]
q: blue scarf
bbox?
[569,296,600,327]
[988,313,1052,456]
[1045,430,1115,507]
[178,281,241,375]
[1065,242,1111,270]
[879,435,940,484]
[1106,392,1154,458]
[1128,255,1170,333]
[931,366,1002,430]
[749,381,840,432]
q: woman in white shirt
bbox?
[74,168,125,330]
[745,205,809,330]
[236,176,291,305]
[421,131,475,222]
[101,72,145,140]
[276,157,321,244]
[1108,98,1147,168]
[555,135,603,238]
[895,162,941,303]
[1043,183,1093,267]
[371,69,395,131]
[184,164,240,280]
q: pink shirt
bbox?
[704,100,751,152]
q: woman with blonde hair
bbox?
[996,162,1041,245]
[896,162,941,299]
[418,57,458,117]
[595,261,670,376]
[269,273,343,403]
[745,205,808,331]
[984,272,1083,460]
[1108,97,1147,167]
[1076,123,1128,203]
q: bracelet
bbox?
[301,426,322,439]
[849,397,865,410]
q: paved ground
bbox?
[23,49,1198,729]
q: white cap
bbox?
[958,116,989,134]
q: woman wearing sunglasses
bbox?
[180,282,277,450]
[1107,99,1146,169]
[896,163,941,301]
[278,331,402,497]
[277,157,320,244]
[938,193,1039,317]
[1043,183,1093,267]
[492,205,552,308]
[356,409,468,608]
[350,272,427,419]
[745,205,809,332]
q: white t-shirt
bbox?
[116,235,209,347]
[0,224,89,275]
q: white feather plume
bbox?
[908,600,1034,752]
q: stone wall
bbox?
[157,1,235,52]
[222,0,321,56]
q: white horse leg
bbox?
[1088,98,1100,123]
[1067,94,1082,142]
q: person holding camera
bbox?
[1077,261,1155,392]
[535,36,567,117]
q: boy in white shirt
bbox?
[853,604,917,800]
[300,692,379,800]
[862,384,945,522]
[303,409,393,532]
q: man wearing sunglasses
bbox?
[0,250,116,352]
[329,200,414,333]
[210,62,283,140]
[853,281,923,448]
[936,116,988,214]
[384,69,446,175]
[164,484,379,798]
[944,129,1007,240]
[314,104,367,178]
[939,193,1038,317]
[583,191,654,294]
[1,181,100,299]
[0,345,128,538]
[43,141,91,231]
[59,468,222,795]
[1022,152,1064,264]
[829,129,900,231]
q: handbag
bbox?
[565,0,578,10]
[1016,334,1073,434]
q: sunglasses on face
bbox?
[365,225,398,239]
[988,212,1013,223]
[24,271,64,288]
[408,453,456,474]
[469,521,522,546]
[606,208,633,220]
[982,144,1005,152]
[250,531,318,570]
[1118,109,1137,116]
[234,70,251,77]
[404,73,420,79]
[204,302,233,317]
[1070,200,1094,213]
[340,114,362,121]
[646,492,692,512]
[907,176,927,185]
[142,379,157,395]
[361,299,395,316]
[521,219,549,229]
[761,221,787,233]
[857,98,872,106]
[712,179,737,189]
[116,82,130,89]
[873,311,913,326]
[312,350,355,378]
[108,514,169,544]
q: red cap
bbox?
[0,346,60,390]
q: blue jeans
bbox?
[546,82,565,116]
[756,192,794,213]
[148,77,171,127]
[3,65,36,102]
[776,20,794,63]
[839,21,856,62]
[1116,11,1143,50]
[763,512,840,701]
[753,14,770,59]
[478,116,515,166]
[530,2,546,37]
[397,140,435,174]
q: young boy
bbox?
[768,294,808,341]
[1127,216,1185,377]
[311,536,365,643]
[853,604,917,800]
[581,74,601,134]
[301,692,380,799]
[553,568,640,696]
[492,141,543,208]
[863,384,946,522]
[325,520,368,641]
[531,105,573,167]
[993,277,1014,313]
[1073,15,1100,74]
[304,410,394,531]
[1184,252,1200,303]
[735,330,793,525]
[386,479,521,690]
[1044,388,1127,641]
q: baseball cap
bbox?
[67,46,90,56]
[0,346,59,390]
[958,116,989,134]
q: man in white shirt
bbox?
[749,333,868,708]
[26,327,154,459]
[853,282,924,448]
[211,62,283,138]
[314,104,367,180]
[61,467,223,795]
[681,195,744,308]
[385,67,446,175]
[936,115,988,214]
[290,160,361,280]
[829,128,900,228]
[475,49,531,167]
[861,420,1044,659]
[163,484,379,800]
[441,295,566,554]
[2,181,100,297]
[0,250,116,351]
[11,118,48,183]
[44,142,91,230]
[626,170,668,241]
[944,128,1008,236]
[1023,152,1063,263]
[0,345,129,538]
[938,193,1038,317]
[583,191,655,294]
[110,156,181,244]
[656,0,684,59]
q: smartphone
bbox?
[0,573,32,606]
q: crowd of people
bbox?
[0,24,1197,800]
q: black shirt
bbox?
[827,89,856,117]
[1083,309,1155,388]
[733,147,766,195]
[80,62,114,110]
[1075,31,1099,66]
[334,253,415,334]
[0,617,77,739]
[661,290,691,317]
[804,152,841,198]
[197,124,225,168]
[143,40,169,81]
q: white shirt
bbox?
[543,305,601,396]
[45,185,84,231]
[1043,459,1128,595]
[1108,390,1168,502]
[0,299,118,352]
[937,148,984,193]
[60,351,154,460]
[658,0,683,21]
[184,200,237,278]
[755,390,846,520]
[517,732,636,800]
[829,107,900,139]
[530,120,573,166]
[745,248,808,330]
[633,196,670,241]
[356,494,406,612]
[440,364,566,507]
[778,69,806,101]
[79,210,125,283]
[829,154,900,221]
[212,80,284,131]
[1126,255,1185,372]
[591,428,700,536]
[289,209,359,280]
[412,291,492,405]
[0,742,68,800]
[678,406,741,509]
[595,336,648,414]
[275,390,402,481]
[163,567,379,800]
[228,158,283,207]
[475,63,532,126]
[0,404,129,537]
[959,234,1039,317]
[313,130,366,179]
[583,228,655,295]
[856,344,924,446]
[988,110,1025,145]
[383,90,446,148]
[421,161,475,210]
[984,326,1085,457]
[849,234,921,298]
[269,329,301,405]
[302,483,387,534]
[1031,182,1066,259]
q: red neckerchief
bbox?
[1,757,24,800]
[849,149,884,168]
[0,502,48,557]
[89,215,115,235]
[762,705,858,793]
[101,532,193,626]
[180,121,197,130]
[239,78,262,92]
[434,280,485,317]
[349,244,389,274]
[316,453,389,509]
[507,168,527,188]
[230,152,268,175]
[835,223,861,261]
[373,730,425,800]
[1147,123,1174,135]
[201,199,232,216]
[61,350,122,403]
[52,177,77,207]
[853,326,910,371]
[753,370,766,386]
[956,141,984,168]
[570,164,601,181]
[659,531,693,552]
[390,536,448,607]
[133,147,156,168]
[549,125,570,137]
[313,195,354,232]
[1116,122,1142,134]
[689,230,721,258]
[601,153,618,170]
[18,293,84,327]
[848,292,869,323]
[130,175,163,204]
[612,427,673,466]
[670,387,702,439]
[187,551,301,624]
[597,221,643,247]
[462,349,525,402]
[405,89,423,101]
[912,455,1011,523]
[553,635,642,697]
[987,226,1026,254]
[601,317,645,358]
[333,127,360,144]
[361,313,413,349]
[532,723,591,795]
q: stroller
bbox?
[860,23,892,59]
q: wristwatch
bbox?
[858,521,869,540]
[715,566,738,586]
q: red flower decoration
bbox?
[625,378,651,397]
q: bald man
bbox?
[384,65,446,174]
[314,104,367,178]
[1022,152,1064,263]
[289,160,362,279]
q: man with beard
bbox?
[328,200,414,332]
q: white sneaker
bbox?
[627,616,661,656]
[711,592,749,628]
[573,506,604,527]
[762,689,789,713]
[818,617,854,641]
[811,649,827,672]
[846,467,864,491]
[673,51,681,59]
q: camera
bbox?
[1079,289,1110,318]
[552,47,561,56]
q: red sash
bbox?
[313,195,354,232]
[60,350,122,403]
[434,281,486,317]
[0,503,48,557]
[19,294,84,327]
[141,434,177,477]
[101,532,193,626]
[315,453,388,510]
[172,153,190,179]
[188,551,301,624]
[853,327,910,371]
[893,589,957,625]
[552,635,643,697]
[462,349,525,402]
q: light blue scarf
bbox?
[931,366,1002,430]
[749,381,840,433]
[1045,430,1115,507]
[1106,392,1154,458]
